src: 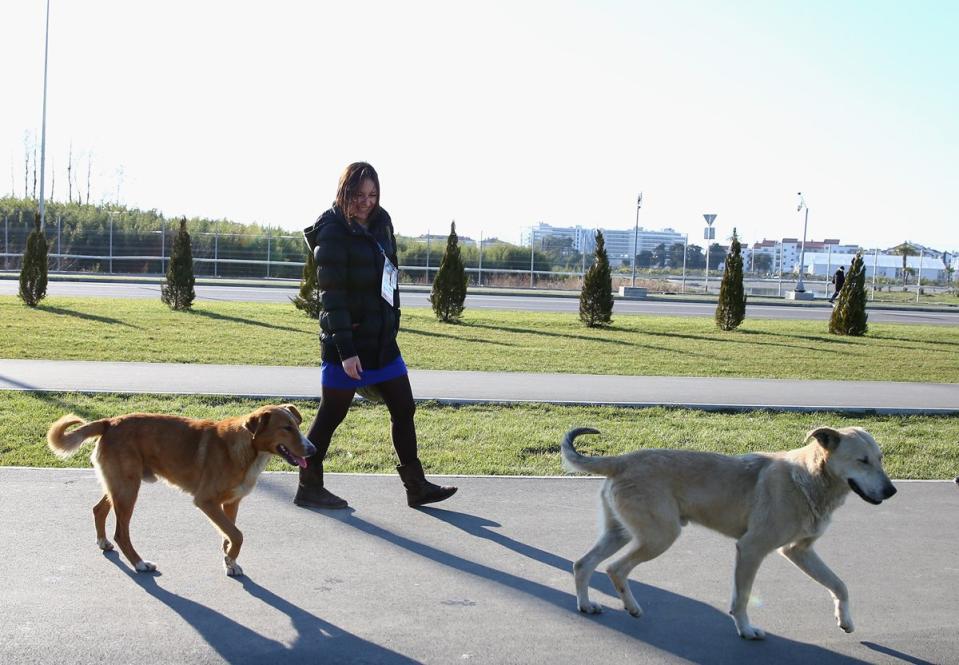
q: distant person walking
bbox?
[294,162,457,510]
[829,266,845,303]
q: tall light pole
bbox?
[795,192,809,292]
[631,192,643,287]
[37,0,52,231]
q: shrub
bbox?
[160,218,196,310]
[430,221,468,323]
[291,248,320,318]
[18,212,48,307]
[829,253,868,336]
[715,228,747,331]
[579,230,614,327]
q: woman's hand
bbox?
[342,356,363,380]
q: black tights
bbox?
[305,373,418,466]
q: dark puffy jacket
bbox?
[302,205,401,369]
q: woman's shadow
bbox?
[105,552,416,665]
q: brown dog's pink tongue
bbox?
[297,457,308,469]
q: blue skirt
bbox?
[321,355,408,389]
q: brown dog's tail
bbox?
[46,415,108,458]
[561,428,625,477]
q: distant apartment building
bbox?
[750,238,860,274]
[521,222,684,266]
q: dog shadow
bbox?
[104,551,416,664]
[318,507,872,665]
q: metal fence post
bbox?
[426,230,430,284]
[3,215,7,270]
[57,214,62,271]
[478,232,483,287]
[916,249,923,302]
[214,232,219,278]
[530,241,534,288]
[109,216,114,273]
[871,248,878,301]
[161,220,166,274]
[266,229,271,278]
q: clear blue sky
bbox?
[2,1,956,251]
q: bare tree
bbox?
[67,142,73,203]
[23,132,30,199]
[85,151,92,205]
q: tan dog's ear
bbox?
[281,404,303,425]
[808,427,842,451]
[244,412,270,437]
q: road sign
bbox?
[704,227,715,240]
[703,214,717,226]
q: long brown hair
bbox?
[334,162,380,221]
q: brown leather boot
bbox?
[293,459,348,509]
[396,459,457,507]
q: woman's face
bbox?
[350,178,378,223]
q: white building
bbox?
[522,222,684,266]
[801,252,948,282]
[751,238,860,274]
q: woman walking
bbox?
[296,162,457,509]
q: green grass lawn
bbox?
[5,392,957,479]
[3,296,958,382]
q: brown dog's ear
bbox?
[281,404,303,425]
[809,427,842,451]
[244,412,270,437]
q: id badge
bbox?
[381,256,398,306]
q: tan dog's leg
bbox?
[574,496,631,614]
[605,516,681,618]
[92,494,114,551]
[781,541,853,633]
[221,500,240,554]
[110,483,156,573]
[196,500,244,576]
[730,534,774,640]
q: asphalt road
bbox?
[3,469,956,665]
[2,279,957,324]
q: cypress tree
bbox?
[715,228,747,331]
[579,230,614,327]
[829,252,868,336]
[429,221,468,323]
[291,248,321,318]
[18,211,48,307]
[160,218,196,310]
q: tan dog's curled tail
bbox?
[561,428,624,477]
[47,415,108,458]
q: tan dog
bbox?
[562,426,897,639]
[47,405,316,577]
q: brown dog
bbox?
[47,404,316,576]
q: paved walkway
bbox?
[2,358,958,413]
[2,468,956,664]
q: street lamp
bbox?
[631,192,643,287]
[37,0,52,231]
[795,192,809,292]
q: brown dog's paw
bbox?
[224,556,244,577]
